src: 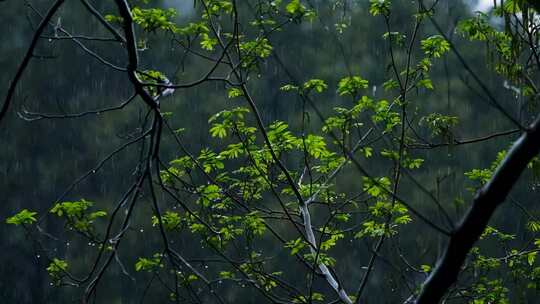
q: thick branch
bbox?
[416,114,540,303]
[114,0,158,109]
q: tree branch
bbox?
[0,0,66,126]
[415,114,540,303]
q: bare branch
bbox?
[0,0,66,126]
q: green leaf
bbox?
[200,33,218,51]
[457,12,491,41]
[362,176,391,198]
[47,258,69,285]
[49,199,105,233]
[360,147,373,158]
[219,271,234,279]
[135,254,163,272]
[280,84,299,91]
[369,0,391,16]
[303,79,328,93]
[286,0,306,16]
[285,238,306,255]
[420,35,450,58]
[420,113,459,137]
[6,209,38,225]
[198,184,222,207]
[303,252,336,266]
[210,123,228,138]
[337,76,368,96]
[528,252,537,266]
[528,221,540,232]
[383,79,399,91]
[244,212,266,236]
[417,78,434,90]
[132,7,177,32]
[152,211,181,230]
[228,87,243,98]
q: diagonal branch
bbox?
[0,0,66,126]
[415,114,540,303]
[79,0,126,43]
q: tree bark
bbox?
[415,115,540,303]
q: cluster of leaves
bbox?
[6,209,37,226]
[132,7,177,32]
[153,67,426,292]
[464,151,540,187]
[50,199,107,236]
[135,253,164,272]
[369,0,391,17]
[46,258,69,286]
[462,224,540,303]
[355,177,411,238]
[457,9,535,96]
[420,113,459,142]
[137,69,168,96]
